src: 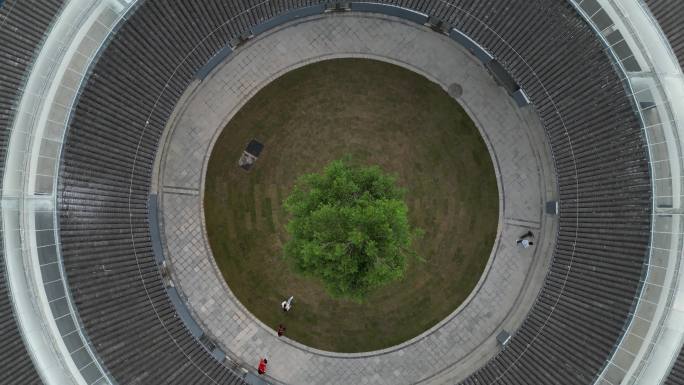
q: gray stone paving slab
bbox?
[156,13,558,385]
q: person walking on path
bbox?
[516,230,534,248]
[258,358,268,375]
[276,324,286,337]
[281,296,294,312]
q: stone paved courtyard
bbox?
[155,13,558,385]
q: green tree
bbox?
[283,158,420,301]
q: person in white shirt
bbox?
[516,231,534,248]
[281,296,294,312]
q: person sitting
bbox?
[516,231,534,248]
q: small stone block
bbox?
[546,201,559,215]
[496,330,511,347]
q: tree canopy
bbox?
[283,158,419,301]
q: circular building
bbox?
[0,1,683,385]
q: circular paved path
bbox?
[155,13,557,385]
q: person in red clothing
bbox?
[258,358,268,375]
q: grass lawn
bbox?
[204,59,498,353]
